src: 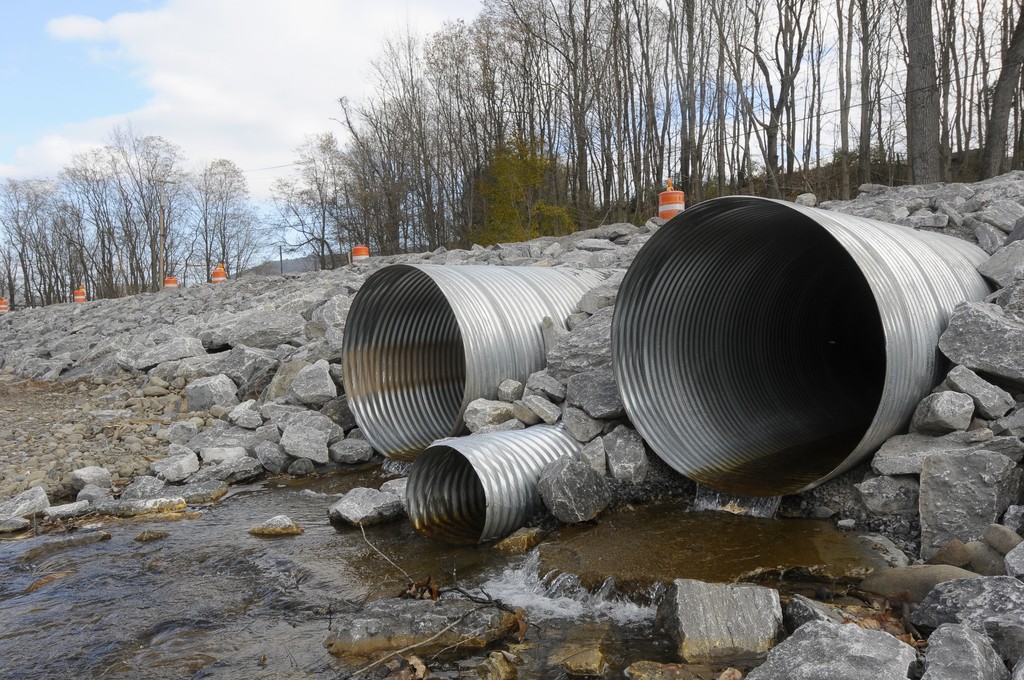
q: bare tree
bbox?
[906,0,944,182]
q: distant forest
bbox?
[2,0,1023,306]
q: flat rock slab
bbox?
[326,598,523,661]
[745,620,916,680]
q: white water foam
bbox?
[476,550,657,625]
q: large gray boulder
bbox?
[655,579,782,664]
[189,456,264,484]
[69,466,112,491]
[604,425,649,482]
[521,394,562,425]
[920,450,1023,559]
[1005,541,1024,578]
[912,576,1024,633]
[911,391,976,434]
[562,405,604,443]
[149,445,200,482]
[566,368,625,419]
[199,310,308,350]
[199,446,249,465]
[464,399,515,432]
[227,400,264,429]
[538,456,610,523]
[254,441,291,473]
[280,423,329,464]
[328,438,375,464]
[872,430,1023,475]
[946,365,1015,419]
[855,475,920,515]
[939,302,1024,389]
[287,359,337,406]
[745,620,916,680]
[921,623,1009,680]
[328,487,404,526]
[120,476,166,500]
[981,241,1024,287]
[185,374,239,412]
[212,345,279,399]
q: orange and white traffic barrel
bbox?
[164,276,179,289]
[0,297,8,312]
[73,287,87,303]
[659,178,686,220]
[211,263,227,284]
[352,244,370,262]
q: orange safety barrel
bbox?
[0,296,8,312]
[659,178,686,220]
[211,263,227,284]
[352,244,370,262]
[73,287,87,303]
[164,276,179,289]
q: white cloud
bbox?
[8,0,481,198]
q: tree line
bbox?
[2,0,1023,307]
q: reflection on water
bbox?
[0,473,883,678]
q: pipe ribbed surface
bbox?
[613,196,991,496]
[406,426,581,543]
[343,264,606,460]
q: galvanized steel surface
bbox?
[612,196,991,496]
[342,264,606,460]
[406,425,581,543]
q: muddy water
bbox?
[0,471,883,679]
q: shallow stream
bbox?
[0,467,883,678]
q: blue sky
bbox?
[0,0,481,197]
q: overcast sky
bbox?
[0,0,482,198]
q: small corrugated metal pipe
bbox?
[613,196,991,497]
[406,425,581,543]
[342,264,607,460]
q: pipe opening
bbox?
[407,445,486,545]
[614,200,887,496]
[343,266,466,460]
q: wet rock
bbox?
[859,565,981,605]
[562,405,603,443]
[604,425,649,482]
[179,479,228,503]
[329,487,404,526]
[286,359,337,406]
[134,530,169,542]
[185,374,239,412]
[120,476,165,500]
[984,523,1023,555]
[566,368,624,419]
[280,423,329,463]
[546,307,613,381]
[287,457,315,476]
[855,475,919,515]
[939,302,1024,389]
[521,394,562,425]
[0,518,30,533]
[69,466,112,491]
[919,623,1007,680]
[919,450,1022,559]
[328,438,374,464]
[326,598,522,660]
[149,447,200,482]
[538,456,610,524]
[558,644,607,676]
[782,594,845,633]
[494,527,545,554]
[249,514,304,536]
[745,620,915,680]
[912,576,1024,633]
[858,534,912,568]
[497,378,524,402]
[465,399,517,433]
[199,446,249,465]
[656,579,783,663]
[911,391,976,433]
[95,495,186,517]
[623,660,716,680]
[379,478,407,510]
[227,399,263,429]
[946,365,1015,419]
[44,500,91,520]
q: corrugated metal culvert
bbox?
[612,196,991,497]
[342,264,607,461]
[406,425,581,544]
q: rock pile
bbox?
[4,172,1024,678]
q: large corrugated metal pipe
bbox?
[613,196,991,497]
[406,425,581,543]
[343,264,607,460]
